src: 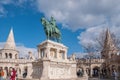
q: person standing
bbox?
[112,70,118,80]
[0,67,4,80]
[10,68,16,80]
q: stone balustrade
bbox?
[0,59,33,63]
[77,59,105,64]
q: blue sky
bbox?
[0,0,120,57]
[0,16,84,55]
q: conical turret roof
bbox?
[4,28,16,50]
[103,28,116,50]
[101,28,118,59]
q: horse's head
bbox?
[41,18,46,25]
[41,17,50,27]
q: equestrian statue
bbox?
[41,16,61,43]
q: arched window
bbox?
[0,53,2,58]
[9,53,12,59]
[77,67,84,77]
[23,66,28,78]
[93,66,100,77]
[5,53,8,58]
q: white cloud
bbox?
[0,42,37,58]
[1,0,120,31]
[78,24,107,45]
[77,24,120,50]
[0,0,34,17]
[0,6,7,17]
[36,0,120,31]
[16,45,37,58]
[111,14,120,27]
[1,0,120,54]
[0,0,13,16]
[0,0,12,4]
[75,52,88,58]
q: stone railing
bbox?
[77,59,105,64]
[0,59,33,64]
[0,59,18,63]
[18,59,34,63]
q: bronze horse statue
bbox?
[41,17,61,42]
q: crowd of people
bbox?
[77,69,84,77]
[112,70,119,80]
[77,68,119,80]
[0,67,16,80]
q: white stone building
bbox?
[0,29,34,79]
[0,29,77,80]
[77,29,120,78]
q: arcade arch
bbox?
[77,67,84,77]
[92,66,99,77]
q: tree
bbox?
[82,29,120,59]
[96,29,120,51]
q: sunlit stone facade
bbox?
[32,40,77,80]
[77,29,120,78]
[0,29,34,79]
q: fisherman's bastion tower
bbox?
[77,29,120,78]
[1,16,120,80]
[0,29,35,79]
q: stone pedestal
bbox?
[32,40,77,80]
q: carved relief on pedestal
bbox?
[32,66,43,78]
[49,65,71,79]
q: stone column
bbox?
[44,47,50,59]
[83,68,88,77]
[38,49,40,59]
[12,53,13,59]
[90,67,93,77]
[47,47,50,59]
[3,52,5,59]
[21,66,25,78]
[65,50,67,60]
[57,49,60,59]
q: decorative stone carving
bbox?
[70,54,76,61]
[49,65,71,79]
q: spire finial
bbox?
[4,28,16,50]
